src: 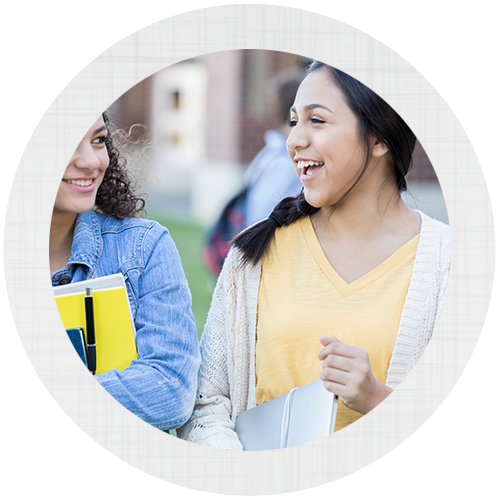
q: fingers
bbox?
[319,335,338,347]
[320,366,349,386]
[321,351,353,372]
[318,337,359,361]
[322,379,345,397]
[318,336,341,359]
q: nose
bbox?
[73,142,102,171]
[286,121,309,154]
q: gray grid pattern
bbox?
[3,4,495,495]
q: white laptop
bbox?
[234,379,339,451]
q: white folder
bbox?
[234,379,339,451]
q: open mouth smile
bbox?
[297,160,324,178]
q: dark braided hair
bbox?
[232,61,416,266]
[94,111,146,219]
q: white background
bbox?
[0,5,500,495]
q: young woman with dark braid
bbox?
[178,61,450,450]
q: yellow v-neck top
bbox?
[255,216,419,432]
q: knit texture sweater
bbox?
[178,211,451,450]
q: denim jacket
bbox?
[51,210,201,431]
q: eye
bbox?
[311,118,325,124]
[93,135,107,145]
[287,119,297,128]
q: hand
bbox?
[318,336,393,415]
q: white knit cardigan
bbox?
[178,212,451,450]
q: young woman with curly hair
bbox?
[179,62,450,449]
[50,112,200,432]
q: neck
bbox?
[312,181,418,243]
[50,210,77,274]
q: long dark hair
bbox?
[94,111,146,219]
[233,61,417,266]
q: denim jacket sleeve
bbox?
[94,222,201,430]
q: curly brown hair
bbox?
[94,111,147,219]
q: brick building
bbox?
[109,50,445,224]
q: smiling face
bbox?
[286,69,385,209]
[53,116,110,215]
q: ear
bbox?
[371,139,389,158]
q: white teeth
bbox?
[67,179,93,186]
[297,160,324,169]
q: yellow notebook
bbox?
[53,273,137,374]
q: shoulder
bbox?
[415,211,451,282]
[417,211,451,252]
[418,210,449,233]
[93,212,170,244]
[223,245,256,274]
[94,211,164,235]
[219,246,262,289]
[267,217,306,256]
[92,211,174,261]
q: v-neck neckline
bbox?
[300,216,420,297]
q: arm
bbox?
[177,253,244,450]
[95,224,200,431]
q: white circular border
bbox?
[4,4,495,495]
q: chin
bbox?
[304,187,344,210]
[55,201,97,215]
[303,192,329,209]
[76,204,97,214]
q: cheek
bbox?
[100,152,110,174]
[332,136,364,166]
[54,183,65,206]
[94,153,110,191]
[98,164,110,191]
[316,132,335,156]
[103,162,110,176]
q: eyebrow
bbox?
[93,125,108,135]
[290,103,334,114]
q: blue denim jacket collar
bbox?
[51,211,102,284]
[68,211,103,273]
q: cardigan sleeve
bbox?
[177,251,244,450]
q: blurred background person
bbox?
[244,67,305,226]
[202,67,305,277]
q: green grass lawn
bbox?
[149,213,216,340]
